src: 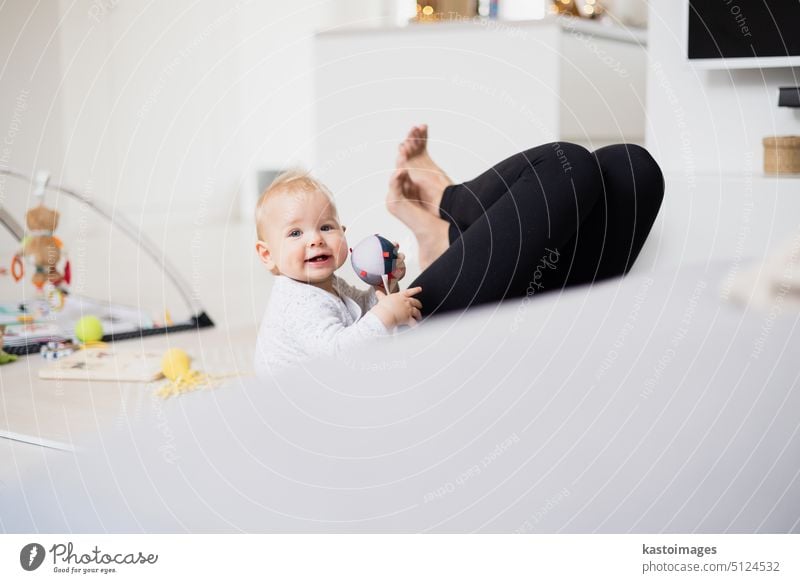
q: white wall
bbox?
[0,2,65,220]
[235,0,393,215]
[645,0,800,175]
[0,0,393,329]
[3,0,393,225]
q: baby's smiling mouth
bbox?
[306,254,331,263]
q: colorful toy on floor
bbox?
[39,349,163,382]
[40,340,77,361]
[157,348,209,398]
[156,348,238,399]
[161,348,191,380]
[350,234,399,293]
[74,315,104,344]
[0,326,19,365]
[16,313,35,324]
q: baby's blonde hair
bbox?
[254,168,336,241]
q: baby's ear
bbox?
[342,225,347,233]
[255,240,278,274]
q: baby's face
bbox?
[258,189,348,287]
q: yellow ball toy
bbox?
[161,348,191,381]
[74,315,104,343]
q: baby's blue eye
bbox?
[288,229,301,237]
[321,224,333,231]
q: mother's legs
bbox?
[410,142,604,316]
[407,142,664,317]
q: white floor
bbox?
[0,438,48,490]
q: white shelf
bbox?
[688,55,800,70]
[317,15,648,46]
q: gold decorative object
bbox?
[551,0,580,17]
[576,0,604,19]
[764,136,800,174]
[551,0,605,19]
[415,0,478,22]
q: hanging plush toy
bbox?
[11,172,70,309]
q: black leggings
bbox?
[410,142,665,317]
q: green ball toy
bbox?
[74,315,104,343]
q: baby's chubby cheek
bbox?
[337,238,350,266]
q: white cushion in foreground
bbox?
[2,263,799,533]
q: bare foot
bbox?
[387,168,450,270]
[396,124,453,216]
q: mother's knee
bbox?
[597,144,664,184]
[522,141,594,175]
[630,144,665,202]
[595,143,665,209]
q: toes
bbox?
[394,169,411,192]
[396,143,408,165]
[405,177,420,199]
[406,125,427,155]
[389,169,405,191]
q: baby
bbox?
[253,170,423,378]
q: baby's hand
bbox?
[371,286,423,330]
[391,242,406,282]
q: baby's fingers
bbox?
[411,307,422,321]
[404,286,423,296]
[408,298,422,310]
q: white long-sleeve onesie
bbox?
[254,274,390,378]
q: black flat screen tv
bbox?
[688,0,800,68]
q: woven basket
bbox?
[763,136,800,174]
